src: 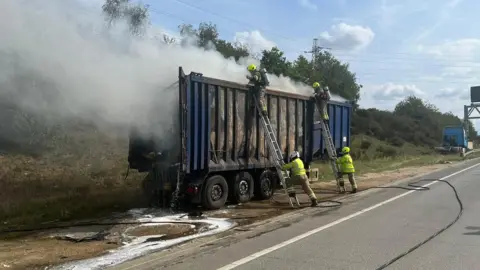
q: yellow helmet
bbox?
[341,146,350,153]
[247,64,257,71]
[312,82,320,88]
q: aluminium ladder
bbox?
[313,95,346,193]
[252,95,300,208]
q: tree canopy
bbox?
[102,2,478,151]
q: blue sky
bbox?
[84,0,480,129]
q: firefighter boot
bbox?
[339,180,346,194]
[348,174,358,194]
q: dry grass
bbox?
[311,151,479,182]
[0,130,148,231]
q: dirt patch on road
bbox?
[208,208,293,226]
[0,222,213,270]
[0,238,118,270]
[358,162,452,188]
[127,223,200,240]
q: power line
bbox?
[332,58,480,68]
[76,3,480,86]
[144,6,300,50]
[92,0,478,64]
[88,2,480,64]
[137,8,480,86]
[168,0,301,44]
[163,0,480,60]
[330,52,480,63]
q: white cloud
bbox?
[233,30,276,54]
[370,83,425,101]
[298,0,318,10]
[419,39,480,59]
[418,39,480,83]
[434,87,469,99]
[318,23,374,50]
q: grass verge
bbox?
[311,134,480,181]
[0,152,147,234]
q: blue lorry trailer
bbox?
[128,67,352,210]
[442,125,467,148]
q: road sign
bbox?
[470,86,480,103]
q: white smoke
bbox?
[0,0,345,147]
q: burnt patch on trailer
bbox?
[198,78,316,169]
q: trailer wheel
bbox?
[202,175,229,210]
[254,170,275,200]
[230,171,254,204]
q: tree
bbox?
[124,4,149,36]
[289,55,312,84]
[197,22,219,48]
[260,47,291,77]
[163,35,176,45]
[464,120,478,140]
[102,0,128,25]
[178,23,250,61]
[311,50,361,102]
[394,96,432,119]
[102,0,150,36]
[215,40,250,61]
[178,23,197,37]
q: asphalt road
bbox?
[112,160,480,270]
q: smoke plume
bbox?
[0,0,344,153]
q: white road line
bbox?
[217,162,480,270]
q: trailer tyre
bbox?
[230,172,254,204]
[254,170,275,200]
[202,175,229,210]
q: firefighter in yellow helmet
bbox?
[312,81,331,122]
[336,146,357,193]
[246,64,269,116]
[282,150,318,206]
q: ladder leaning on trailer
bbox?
[251,94,301,208]
[313,94,346,193]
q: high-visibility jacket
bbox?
[336,154,355,173]
[282,158,306,176]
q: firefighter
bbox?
[246,64,269,116]
[282,151,318,207]
[312,81,331,121]
[336,146,357,193]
